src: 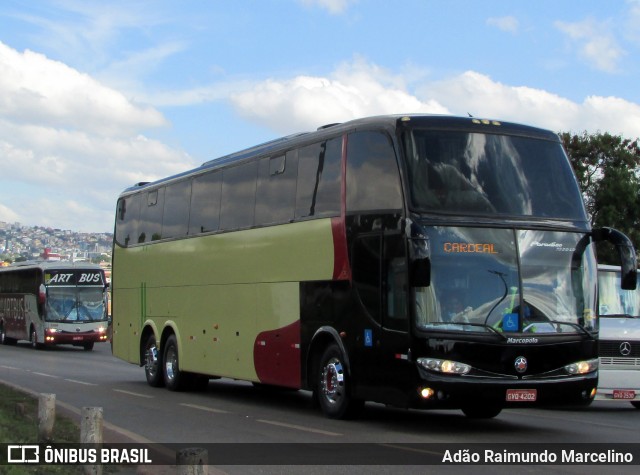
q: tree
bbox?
[561,132,640,264]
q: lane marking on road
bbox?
[257,419,342,437]
[508,408,639,431]
[180,403,230,414]
[0,365,20,370]
[31,372,59,379]
[112,389,154,399]
[64,379,97,386]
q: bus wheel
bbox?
[461,405,502,419]
[144,334,164,387]
[316,343,363,419]
[0,324,16,345]
[30,328,42,349]
[163,335,187,391]
[83,342,94,351]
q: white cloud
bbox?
[487,16,519,34]
[555,18,625,73]
[420,70,640,137]
[0,41,195,232]
[230,60,640,139]
[0,203,20,223]
[230,60,448,134]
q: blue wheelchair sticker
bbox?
[502,313,519,332]
[364,329,373,347]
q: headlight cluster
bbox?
[417,357,471,375]
[564,358,598,375]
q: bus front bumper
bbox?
[410,371,598,409]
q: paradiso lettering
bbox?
[444,242,498,254]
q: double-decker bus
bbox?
[597,264,640,408]
[111,114,636,418]
[0,261,110,351]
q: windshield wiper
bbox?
[424,322,507,340]
[541,320,596,338]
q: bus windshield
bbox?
[414,227,598,335]
[402,129,586,220]
[599,269,640,318]
[46,287,107,322]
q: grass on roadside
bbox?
[0,384,82,475]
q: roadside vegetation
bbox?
[0,384,82,475]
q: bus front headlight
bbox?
[564,358,598,375]
[417,357,471,375]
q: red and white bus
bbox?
[0,261,109,351]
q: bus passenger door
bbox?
[352,232,411,406]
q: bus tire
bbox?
[144,334,164,387]
[0,324,16,346]
[30,328,42,350]
[163,334,188,391]
[316,343,363,419]
[461,405,502,419]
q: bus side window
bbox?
[162,180,192,239]
[115,194,142,247]
[295,138,342,219]
[255,150,298,225]
[346,130,403,213]
[384,234,408,331]
[189,171,222,235]
[352,235,382,324]
[138,188,164,243]
[220,161,258,231]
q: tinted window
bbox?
[352,235,382,324]
[138,188,164,243]
[347,131,403,213]
[220,161,258,230]
[402,130,586,219]
[295,138,342,219]
[255,151,298,225]
[162,180,191,239]
[115,194,142,247]
[189,172,222,234]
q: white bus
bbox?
[0,261,110,351]
[597,264,640,408]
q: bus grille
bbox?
[600,357,640,367]
[599,340,640,358]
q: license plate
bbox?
[506,389,537,402]
[73,336,83,341]
[613,390,636,400]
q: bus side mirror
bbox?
[409,238,431,287]
[38,284,47,305]
[593,227,637,290]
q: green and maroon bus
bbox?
[111,115,636,418]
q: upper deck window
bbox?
[402,130,586,220]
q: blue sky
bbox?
[1,0,640,233]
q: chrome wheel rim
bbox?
[145,343,159,379]
[321,357,345,406]
[165,346,178,382]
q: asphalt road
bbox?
[1,340,639,474]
